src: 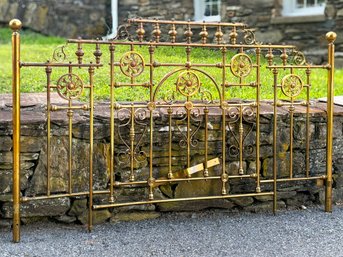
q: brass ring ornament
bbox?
[176,71,201,97]
[281,74,304,98]
[120,51,145,77]
[230,53,253,78]
[56,73,84,100]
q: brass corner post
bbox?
[9,18,22,243]
[325,31,336,213]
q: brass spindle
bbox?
[204,107,209,177]
[152,21,161,43]
[136,22,145,42]
[168,22,177,43]
[255,47,261,193]
[221,47,228,195]
[272,68,279,214]
[266,46,274,66]
[215,25,223,44]
[305,68,311,178]
[325,31,336,213]
[184,21,193,44]
[67,104,73,194]
[229,26,237,45]
[289,103,294,179]
[168,107,173,179]
[46,66,52,196]
[75,40,84,65]
[281,48,288,66]
[130,105,135,182]
[88,65,95,232]
[10,18,22,243]
[187,105,191,173]
[239,106,244,175]
[109,44,115,203]
[93,42,102,65]
[199,23,208,44]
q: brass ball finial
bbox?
[326,31,337,43]
[9,19,22,32]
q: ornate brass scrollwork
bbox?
[56,73,84,100]
[230,53,253,78]
[176,71,201,97]
[281,74,304,98]
[120,51,145,77]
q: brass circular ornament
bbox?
[120,51,145,77]
[56,73,84,100]
[230,53,253,78]
[281,74,303,98]
[184,101,194,110]
[176,71,201,97]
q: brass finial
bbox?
[326,31,337,43]
[9,19,22,31]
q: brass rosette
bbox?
[230,53,253,78]
[119,51,145,77]
[281,74,304,98]
[56,73,84,100]
[176,71,201,97]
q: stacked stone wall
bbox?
[1,94,343,226]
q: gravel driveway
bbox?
[1,206,343,257]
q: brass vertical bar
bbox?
[272,68,279,214]
[289,102,294,179]
[10,18,22,243]
[187,105,191,170]
[221,47,228,195]
[46,66,52,196]
[239,105,244,175]
[255,47,261,193]
[325,31,336,213]
[148,44,155,200]
[168,107,173,179]
[68,100,73,194]
[130,105,135,182]
[305,68,311,178]
[88,66,95,232]
[109,44,115,203]
[204,107,209,177]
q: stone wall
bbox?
[1,93,343,226]
[0,0,110,38]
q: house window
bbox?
[282,0,326,16]
[194,0,221,22]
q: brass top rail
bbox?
[127,18,247,27]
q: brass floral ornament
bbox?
[281,74,304,98]
[120,51,145,77]
[230,53,253,78]
[56,73,84,100]
[176,71,201,97]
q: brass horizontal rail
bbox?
[20,190,110,202]
[127,18,247,27]
[67,39,296,49]
[93,192,274,209]
[114,174,257,187]
[260,176,326,184]
[267,64,329,69]
[20,62,103,68]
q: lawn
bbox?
[1,28,342,102]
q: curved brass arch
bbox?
[152,68,222,102]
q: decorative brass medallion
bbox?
[176,71,200,97]
[56,73,84,100]
[281,74,303,98]
[230,53,252,78]
[120,51,145,77]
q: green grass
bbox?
[1,27,342,102]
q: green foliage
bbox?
[0,28,341,101]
